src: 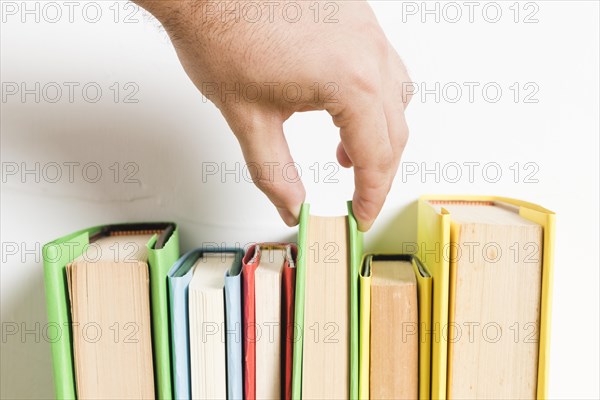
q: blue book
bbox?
[168,248,243,400]
[224,262,244,400]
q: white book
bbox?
[189,253,236,400]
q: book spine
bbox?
[148,227,180,399]
[168,274,192,400]
[242,251,258,400]
[417,199,451,400]
[347,201,363,400]
[281,247,297,400]
[43,243,77,400]
[225,270,243,400]
[42,229,93,400]
[291,203,310,400]
[358,258,371,400]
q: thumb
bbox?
[227,112,305,226]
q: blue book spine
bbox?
[225,270,243,400]
[168,252,195,400]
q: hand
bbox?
[135,0,411,231]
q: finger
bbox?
[384,101,409,176]
[329,99,393,232]
[389,49,413,109]
[383,57,410,175]
[227,112,306,226]
[381,95,409,200]
[336,142,353,168]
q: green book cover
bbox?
[291,202,363,400]
[42,223,179,399]
[147,226,180,400]
[43,227,92,400]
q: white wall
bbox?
[1,1,598,398]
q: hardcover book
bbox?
[42,223,179,399]
[417,196,555,399]
[292,202,362,400]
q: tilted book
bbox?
[42,223,179,399]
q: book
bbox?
[280,247,297,400]
[147,224,180,400]
[418,196,555,399]
[359,255,432,400]
[167,251,196,400]
[369,257,418,400]
[188,252,241,399]
[42,223,179,400]
[358,257,371,400]
[439,201,542,399]
[242,244,297,400]
[292,202,362,400]
[224,253,244,400]
[168,248,244,400]
[66,233,155,399]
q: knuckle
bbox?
[376,149,394,171]
[346,63,381,98]
[372,34,390,60]
[399,126,409,147]
[404,90,413,106]
[361,22,389,58]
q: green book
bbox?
[292,202,362,399]
[42,223,179,399]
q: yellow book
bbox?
[359,254,432,400]
[359,256,371,400]
[417,195,555,400]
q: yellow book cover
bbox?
[417,195,555,400]
[359,255,371,400]
[359,254,432,400]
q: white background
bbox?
[1,0,598,398]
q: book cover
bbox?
[147,225,180,400]
[242,244,297,400]
[359,254,432,400]
[281,251,296,400]
[225,252,244,400]
[417,195,555,399]
[291,201,362,400]
[42,223,179,399]
[167,250,197,400]
[168,247,243,400]
[358,255,371,400]
[242,249,257,400]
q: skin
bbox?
[134,0,411,231]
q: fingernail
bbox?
[277,207,299,227]
[357,219,373,232]
[351,197,374,232]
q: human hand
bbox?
[135,0,411,231]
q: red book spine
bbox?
[242,243,297,400]
[282,245,297,400]
[242,246,259,400]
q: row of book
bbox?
[42,195,555,400]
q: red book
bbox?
[242,244,297,400]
